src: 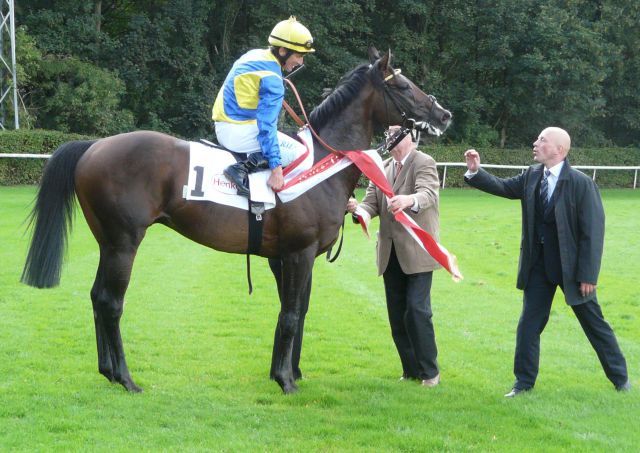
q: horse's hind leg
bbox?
[91,241,142,392]
[91,266,114,382]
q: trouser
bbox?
[514,253,628,390]
[383,245,439,380]
[215,121,305,167]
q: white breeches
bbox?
[214,122,305,167]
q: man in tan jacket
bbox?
[348,125,441,387]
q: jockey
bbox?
[212,16,314,197]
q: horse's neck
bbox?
[320,102,373,152]
[310,89,377,197]
[310,125,371,198]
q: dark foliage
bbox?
[11,1,640,148]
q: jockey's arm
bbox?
[256,74,285,170]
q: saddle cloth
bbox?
[183,129,354,210]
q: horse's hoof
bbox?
[99,368,115,383]
[283,385,298,394]
[120,380,143,393]
[281,380,299,394]
[273,373,298,394]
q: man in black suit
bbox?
[464,127,629,397]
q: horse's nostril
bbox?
[442,111,452,122]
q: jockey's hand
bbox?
[268,166,284,191]
[388,195,414,215]
[346,197,358,213]
[464,149,481,172]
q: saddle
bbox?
[199,128,305,158]
[198,138,246,163]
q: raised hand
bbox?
[464,149,481,172]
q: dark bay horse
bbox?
[22,47,452,394]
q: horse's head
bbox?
[367,46,452,136]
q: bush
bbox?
[32,57,135,135]
[426,145,640,188]
[0,129,93,185]
[357,145,640,189]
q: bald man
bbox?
[464,127,629,397]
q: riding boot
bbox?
[223,161,250,197]
[223,152,270,197]
[245,152,270,172]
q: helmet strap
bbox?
[271,46,293,67]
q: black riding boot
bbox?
[223,152,270,197]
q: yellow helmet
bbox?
[268,16,315,53]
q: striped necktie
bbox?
[394,161,403,181]
[540,169,550,210]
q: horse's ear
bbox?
[378,49,392,72]
[368,46,380,63]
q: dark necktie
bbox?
[540,169,550,210]
[395,161,403,181]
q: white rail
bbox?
[1,154,639,189]
[437,163,640,189]
[1,153,51,158]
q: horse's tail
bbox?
[21,140,97,288]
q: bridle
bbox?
[281,62,444,156]
[379,67,443,138]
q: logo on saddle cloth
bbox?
[211,174,239,195]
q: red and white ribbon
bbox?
[345,150,463,282]
[275,132,462,281]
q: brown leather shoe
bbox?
[421,374,440,387]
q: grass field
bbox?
[1,185,639,451]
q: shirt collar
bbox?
[546,160,564,178]
[394,151,412,166]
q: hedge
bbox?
[0,129,94,185]
[2,130,639,188]
[359,144,639,189]
[423,145,640,188]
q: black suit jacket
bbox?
[465,159,605,305]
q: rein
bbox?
[283,78,342,155]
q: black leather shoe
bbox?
[504,387,531,398]
[245,152,270,172]
[616,380,631,392]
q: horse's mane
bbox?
[309,64,371,130]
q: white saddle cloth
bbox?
[184,129,356,210]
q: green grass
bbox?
[1,185,639,451]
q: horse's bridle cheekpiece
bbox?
[380,66,444,138]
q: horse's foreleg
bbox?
[269,257,311,381]
[271,248,315,394]
[91,244,141,393]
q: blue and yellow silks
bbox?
[212,49,284,169]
